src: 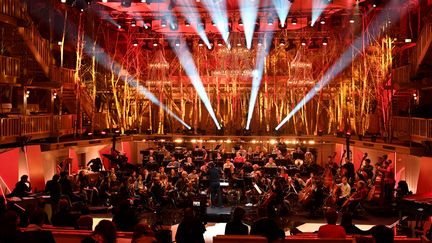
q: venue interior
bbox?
[1,0,432,242]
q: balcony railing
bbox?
[0,55,20,83]
[391,65,411,85]
[50,66,75,85]
[0,0,27,20]
[0,114,77,140]
[392,116,432,142]
[412,22,432,74]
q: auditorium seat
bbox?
[213,235,421,243]
[47,228,133,243]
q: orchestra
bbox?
[8,142,397,221]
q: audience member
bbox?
[339,212,367,235]
[250,207,285,242]
[20,208,55,243]
[112,200,138,232]
[77,206,93,230]
[225,207,249,235]
[51,198,78,227]
[175,207,206,243]
[82,220,117,243]
[45,174,61,204]
[370,225,394,243]
[132,223,156,243]
[0,210,21,243]
[317,208,346,238]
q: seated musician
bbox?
[293,173,306,191]
[359,159,374,181]
[265,157,277,168]
[242,161,253,173]
[183,157,195,170]
[87,158,103,172]
[134,174,147,194]
[304,151,314,165]
[10,175,32,198]
[238,145,247,158]
[142,169,152,186]
[325,155,338,176]
[233,152,246,163]
[150,175,166,206]
[188,169,199,185]
[167,156,180,168]
[337,176,351,207]
[341,158,355,184]
[263,178,284,216]
[223,159,235,179]
[342,180,369,214]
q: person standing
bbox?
[208,162,222,207]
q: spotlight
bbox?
[237,40,242,47]
[143,19,152,30]
[320,17,326,25]
[121,0,132,7]
[57,41,62,46]
[61,0,66,3]
[131,19,136,27]
[185,19,190,27]
[198,39,204,47]
[278,20,287,29]
[211,20,216,26]
[141,0,146,2]
[217,39,223,46]
[267,16,274,26]
[291,17,297,25]
[175,38,180,47]
[102,0,107,2]
[405,38,412,43]
[279,38,285,46]
[322,37,328,46]
[238,18,243,26]
[300,38,307,46]
[170,19,179,30]
[349,16,355,24]
[133,40,138,46]
[257,38,263,46]
[160,17,167,27]
[153,40,159,47]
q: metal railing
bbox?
[0,55,20,82]
[392,116,432,141]
[0,0,26,20]
[0,114,77,139]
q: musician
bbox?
[142,169,152,185]
[10,175,32,198]
[293,173,306,191]
[175,171,189,193]
[238,145,247,158]
[359,159,374,180]
[167,156,180,168]
[208,162,222,207]
[87,158,103,172]
[325,156,338,176]
[378,160,395,201]
[223,159,235,179]
[264,157,277,168]
[341,158,355,184]
[263,178,284,216]
[304,151,314,165]
[150,175,166,206]
[188,169,199,186]
[337,177,351,207]
[342,180,368,214]
[233,152,246,164]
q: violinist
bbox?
[341,180,369,215]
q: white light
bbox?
[208,140,216,143]
[226,139,232,143]
[308,140,315,145]
[57,41,62,46]
[405,38,412,43]
[269,139,277,145]
[174,139,183,143]
[61,0,66,3]
[198,139,203,143]
[349,18,355,24]
[191,139,197,143]
[160,139,165,142]
[252,140,257,144]
[102,0,108,2]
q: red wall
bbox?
[0,148,20,194]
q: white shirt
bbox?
[339,182,351,198]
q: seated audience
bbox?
[77,206,93,230]
[132,223,157,243]
[112,200,138,232]
[250,207,285,242]
[51,198,78,227]
[370,225,394,243]
[0,210,21,243]
[317,208,346,238]
[339,212,367,235]
[20,208,55,243]
[82,220,117,243]
[175,207,206,243]
[225,207,249,235]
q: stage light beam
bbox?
[202,0,230,45]
[239,0,259,49]
[311,0,329,26]
[275,0,408,131]
[272,0,292,28]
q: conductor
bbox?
[208,162,222,207]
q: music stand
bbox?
[276,159,288,167]
[264,167,278,177]
[192,150,204,158]
[214,144,221,151]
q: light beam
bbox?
[276,0,407,131]
[311,0,329,26]
[202,0,230,45]
[239,0,259,49]
[272,0,292,27]
[180,4,212,49]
